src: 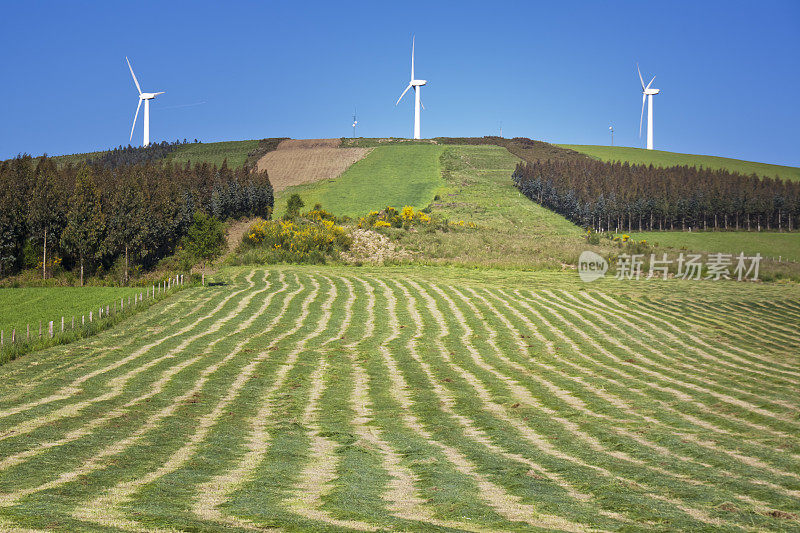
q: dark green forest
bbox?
[513,156,800,233]
[0,153,273,284]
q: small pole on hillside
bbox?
[61,316,64,333]
[27,324,30,340]
[11,328,15,344]
[48,321,53,338]
[609,125,614,146]
[202,273,205,286]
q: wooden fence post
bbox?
[82,315,85,325]
[1,330,3,346]
[61,316,64,333]
[27,324,30,340]
[12,328,15,343]
[39,320,42,338]
[106,304,110,316]
[202,273,205,286]
[89,311,93,323]
[72,316,75,330]
[48,321,53,338]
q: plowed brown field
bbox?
[257,139,371,191]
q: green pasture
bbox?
[623,231,800,264]
[0,286,141,341]
[559,144,800,182]
[274,144,446,218]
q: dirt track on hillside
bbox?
[257,139,371,191]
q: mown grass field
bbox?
[0,286,141,342]
[622,231,800,264]
[558,145,800,182]
[389,145,600,269]
[0,266,798,531]
[273,144,446,218]
[167,140,261,169]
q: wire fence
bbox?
[0,274,198,365]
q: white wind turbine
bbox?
[638,64,660,150]
[126,56,164,147]
[395,36,426,139]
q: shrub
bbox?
[243,215,351,264]
[184,212,225,261]
[357,205,462,231]
[284,194,305,220]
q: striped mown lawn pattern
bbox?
[0,267,798,531]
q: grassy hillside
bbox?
[389,144,600,269]
[624,231,800,263]
[0,266,797,531]
[559,144,800,182]
[166,140,261,169]
[273,144,446,218]
[0,286,140,341]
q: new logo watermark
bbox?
[578,251,609,282]
[578,251,762,282]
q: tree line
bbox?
[512,158,800,233]
[0,155,273,283]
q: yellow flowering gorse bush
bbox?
[244,216,351,263]
[358,205,474,231]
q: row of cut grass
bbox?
[0,267,797,530]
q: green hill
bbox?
[558,144,800,182]
[274,144,446,218]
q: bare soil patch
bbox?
[256,139,371,191]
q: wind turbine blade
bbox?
[130,98,142,141]
[637,63,645,89]
[639,93,646,137]
[126,56,142,95]
[411,35,415,80]
[153,91,165,96]
[419,97,425,111]
[645,75,656,90]
[395,84,412,106]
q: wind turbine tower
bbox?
[352,109,358,138]
[395,36,427,139]
[637,64,660,150]
[127,57,165,147]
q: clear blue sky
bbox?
[1,0,798,166]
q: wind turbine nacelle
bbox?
[411,79,427,86]
[644,88,660,95]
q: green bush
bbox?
[184,212,225,261]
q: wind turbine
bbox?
[352,109,358,138]
[637,64,659,150]
[395,36,426,139]
[126,56,164,147]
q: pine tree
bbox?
[61,168,104,286]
